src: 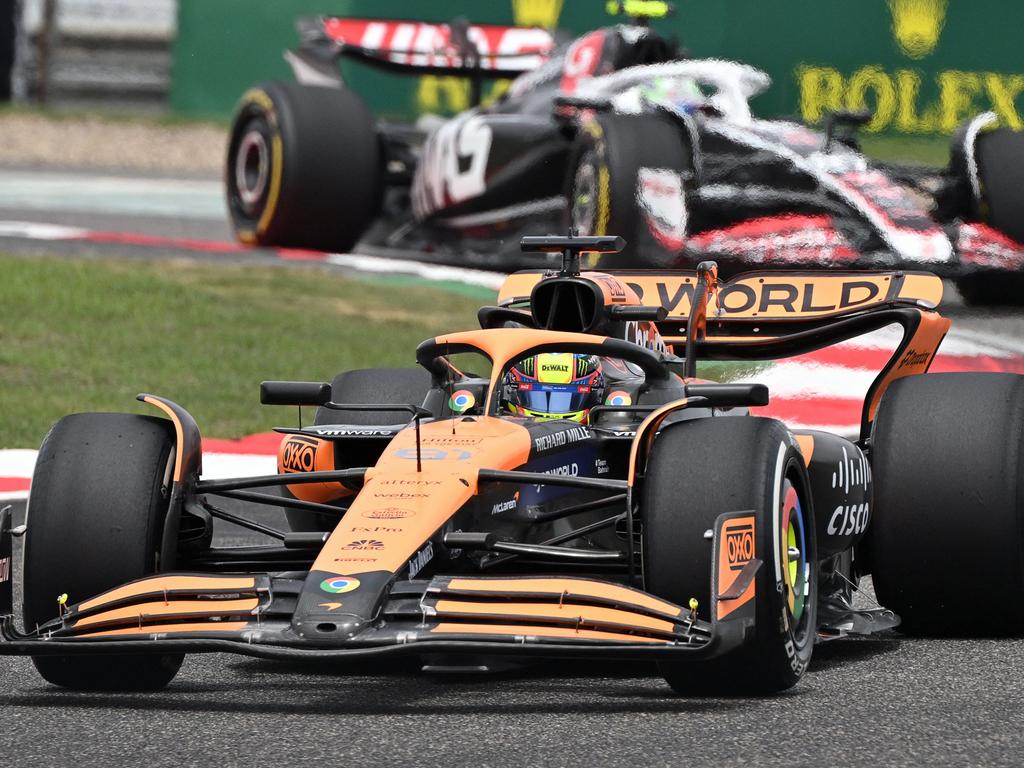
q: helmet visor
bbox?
[515,384,593,415]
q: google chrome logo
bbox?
[605,391,632,406]
[320,576,361,594]
[449,389,476,413]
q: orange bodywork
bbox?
[308,416,531,578]
[432,599,678,636]
[444,577,684,618]
[78,575,257,612]
[793,434,815,465]
[278,434,353,503]
[141,395,187,482]
[72,598,259,629]
[864,310,951,424]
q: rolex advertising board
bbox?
[172,0,1024,135]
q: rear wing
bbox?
[496,268,951,439]
[291,16,555,82]
[498,269,944,350]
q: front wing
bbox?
[0,568,758,662]
[0,490,761,663]
[0,573,753,663]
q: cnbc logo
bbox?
[798,0,1022,134]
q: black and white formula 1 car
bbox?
[225,2,1024,304]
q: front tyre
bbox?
[951,124,1024,306]
[566,113,693,269]
[23,414,184,690]
[642,417,816,695]
[226,81,383,253]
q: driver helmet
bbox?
[503,353,605,423]
[642,76,707,114]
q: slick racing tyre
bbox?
[285,368,433,532]
[566,113,694,269]
[972,127,1024,247]
[226,81,382,253]
[641,417,817,695]
[23,414,184,690]
[952,125,1024,305]
[869,373,1024,635]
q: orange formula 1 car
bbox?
[3,235,1022,694]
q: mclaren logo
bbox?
[887,0,947,59]
[512,0,564,29]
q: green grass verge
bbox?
[0,253,760,448]
[860,134,950,166]
[0,255,483,447]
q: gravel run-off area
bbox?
[0,112,227,175]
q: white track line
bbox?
[326,253,507,291]
[0,221,89,239]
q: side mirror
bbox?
[260,381,332,406]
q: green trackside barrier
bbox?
[172,0,1024,135]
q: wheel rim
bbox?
[780,479,810,631]
[570,157,598,236]
[235,128,270,214]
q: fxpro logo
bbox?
[798,0,1024,133]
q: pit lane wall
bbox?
[171,0,1024,135]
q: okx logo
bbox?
[280,435,318,473]
[725,522,755,572]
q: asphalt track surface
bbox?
[3,168,1024,766]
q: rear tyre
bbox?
[23,414,184,690]
[226,81,382,253]
[642,417,816,695]
[566,113,693,269]
[286,368,433,532]
[869,373,1024,635]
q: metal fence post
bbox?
[35,0,57,104]
[0,0,15,100]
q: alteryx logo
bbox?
[394,447,471,461]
